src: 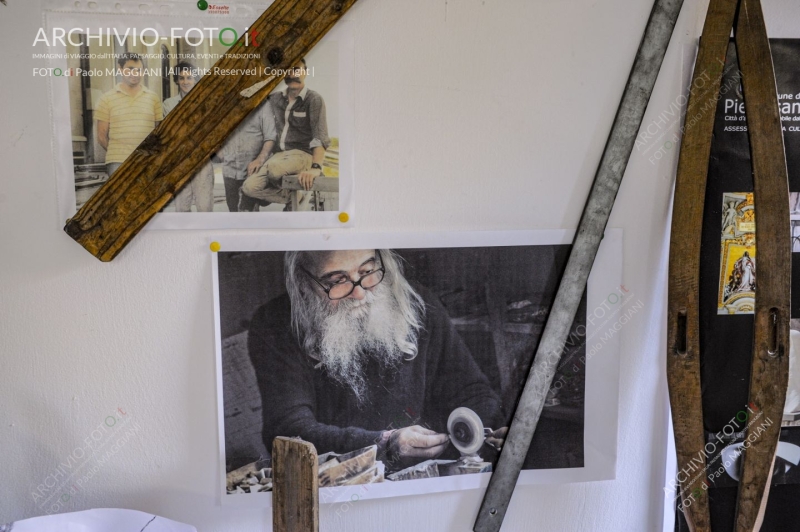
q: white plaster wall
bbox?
[1,0,798,530]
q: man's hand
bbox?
[387,425,449,468]
[485,427,508,451]
[298,167,321,190]
[247,158,263,176]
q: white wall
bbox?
[1,1,798,530]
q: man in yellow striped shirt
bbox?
[95,53,162,176]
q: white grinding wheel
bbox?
[447,407,485,456]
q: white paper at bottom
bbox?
[6,509,196,532]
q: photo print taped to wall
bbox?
[41,0,354,230]
[212,230,624,506]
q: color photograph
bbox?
[47,13,353,229]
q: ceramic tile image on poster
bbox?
[718,192,756,315]
[718,192,800,315]
[217,245,586,498]
[64,34,340,213]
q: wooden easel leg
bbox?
[272,437,319,532]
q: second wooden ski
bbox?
[668,0,790,530]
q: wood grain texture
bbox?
[63,0,358,261]
[272,437,319,532]
[733,0,791,530]
[667,1,738,531]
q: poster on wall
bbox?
[671,39,800,532]
[698,38,800,435]
[212,230,626,506]
[41,0,354,230]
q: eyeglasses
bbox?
[301,250,386,300]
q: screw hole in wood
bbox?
[676,308,687,356]
[768,307,779,357]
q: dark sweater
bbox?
[247,288,503,456]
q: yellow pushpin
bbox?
[338,212,350,224]
[210,241,221,252]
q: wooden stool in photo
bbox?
[281,175,339,212]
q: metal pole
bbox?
[474,1,684,530]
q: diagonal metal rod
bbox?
[474,1,684,530]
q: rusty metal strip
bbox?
[473,1,684,530]
[733,0,791,530]
[64,0,358,261]
[667,1,739,531]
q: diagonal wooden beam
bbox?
[64,0,359,261]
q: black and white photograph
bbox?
[46,8,353,230]
[213,231,622,504]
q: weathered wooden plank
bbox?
[272,437,319,532]
[667,1,738,531]
[281,175,339,192]
[733,1,791,530]
[64,0,359,261]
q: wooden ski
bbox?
[668,0,790,530]
[667,1,739,530]
[732,0,791,529]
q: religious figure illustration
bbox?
[718,190,796,312]
[718,193,756,315]
[722,200,739,236]
[725,251,756,296]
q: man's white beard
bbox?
[309,283,411,400]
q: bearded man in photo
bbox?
[247,249,506,469]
